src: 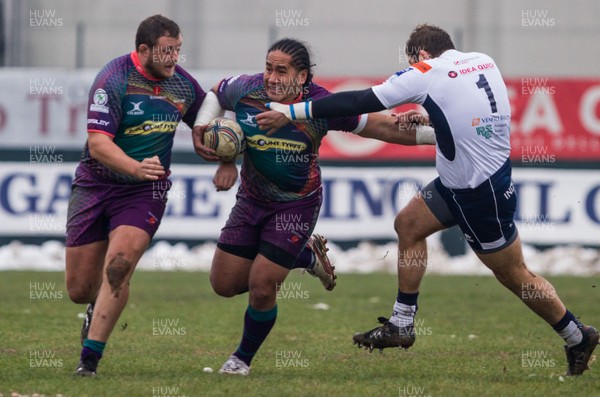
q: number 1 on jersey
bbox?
[476,74,498,113]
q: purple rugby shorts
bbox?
[65,164,171,247]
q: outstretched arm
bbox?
[309,88,386,118]
[359,111,435,145]
[256,88,385,130]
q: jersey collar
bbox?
[280,91,304,105]
[130,51,162,82]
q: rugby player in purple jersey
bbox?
[65,15,206,376]
[192,38,435,375]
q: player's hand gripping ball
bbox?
[203,117,246,162]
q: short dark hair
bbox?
[405,24,455,60]
[267,38,314,87]
[135,15,181,50]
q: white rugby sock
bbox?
[559,321,583,347]
[390,301,417,328]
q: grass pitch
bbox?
[1,271,599,397]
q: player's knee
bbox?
[210,277,237,298]
[394,211,420,242]
[65,274,95,303]
[66,284,93,304]
[249,286,275,309]
[106,253,132,292]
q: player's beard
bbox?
[145,59,175,80]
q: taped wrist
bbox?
[415,125,436,145]
[194,91,224,126]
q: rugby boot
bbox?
[564,325,599,376]
[305,234,336,291]
[353,316,416,353]
[219,354,250,376]
[74,351,99,377]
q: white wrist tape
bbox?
[289,101,312,120]
[267,101,313,120]
[415,125,436,145]
[194,91,224,126]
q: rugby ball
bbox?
[203,117,245,162]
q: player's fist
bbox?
[392,110,430,127]
[137,155,165,181]
[213,161,238,192]
[256,110,292,136]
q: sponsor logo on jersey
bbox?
[472,118,481,126]
[124,120,178,135]
[481,115,510,123]
[453,56,480,65]
[126,101,144,115]
[394,67,412,77]
[476,124,493,139]
[90,88,109,113]
[458,63,496,75]
[93,88,108,105]
[240,112,257,127]
[246,135,306,152]
[448,71,458,78]
[87,118,110,127]
[411,62,432,73]
[221,75,241,92]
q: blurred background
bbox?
[0,0,599,273]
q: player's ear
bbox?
[296,69,308,86]
[137,44,151,57]
[418,49,431,61]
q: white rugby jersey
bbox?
[372,49,511,189]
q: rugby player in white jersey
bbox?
[257,24,598,376]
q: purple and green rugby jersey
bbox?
[216,73,364,202]
[82,51,205,183]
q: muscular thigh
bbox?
[210,247,254,294]
[476,235,525,274]
[395,180,451,240]
[65,240,108,292]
